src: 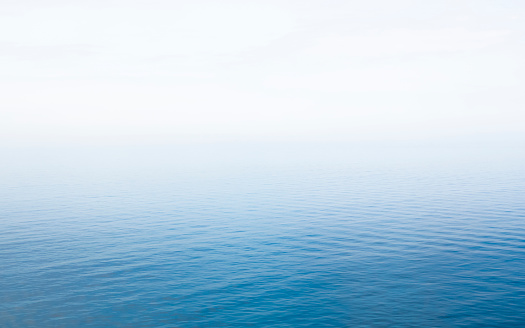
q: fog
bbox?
[1,0,524,145]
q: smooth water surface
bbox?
[1,143,524,327]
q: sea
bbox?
[1,142,524,327]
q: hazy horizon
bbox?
[2,3,525,326]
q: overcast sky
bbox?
[1,0,524,145]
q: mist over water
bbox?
[2,1,525,326]
[1,143,524,327]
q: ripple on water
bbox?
[1,146,524,327]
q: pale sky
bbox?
[1,0,524,145]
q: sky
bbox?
[1,0,524,145]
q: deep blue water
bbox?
[1,143,524,327]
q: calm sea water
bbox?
[1,143,524,327]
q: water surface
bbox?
[1,143,524,327]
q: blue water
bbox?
[1,143,524,327]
